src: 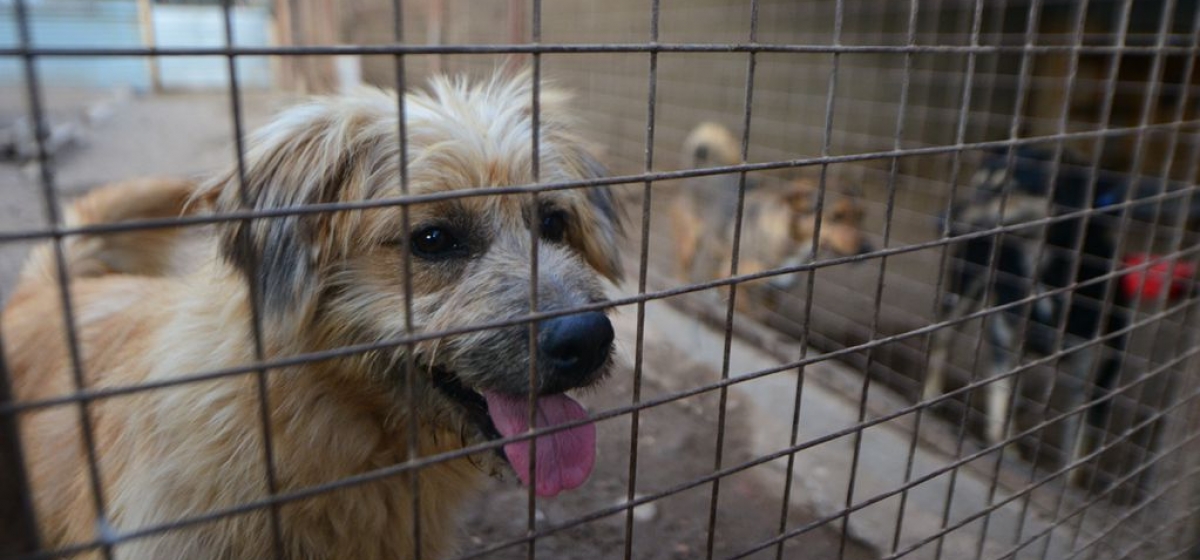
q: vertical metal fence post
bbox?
[219,2,286,557]
[0,337,39,556]
[930,3,987,558]
[622,0,661,557]
[526,3,545,559]
[389,1,422,558]
[13,0,116,557]
[704,2,761,558]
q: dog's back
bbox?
[3,178,204,554]
[12,177,199,290]
[6,178,202,392]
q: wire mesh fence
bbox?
[1,0,1199,559]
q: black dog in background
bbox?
[922,146,1184,478]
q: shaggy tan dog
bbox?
[3,72,622,559]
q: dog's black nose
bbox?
[538,311,614,390]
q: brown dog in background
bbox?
[3,72,622,559]
[669,122,870,297]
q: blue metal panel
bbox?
[153,4,274,90]
[0,1,275,91]
[0,1,151,90]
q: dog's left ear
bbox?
[563,147,624,283]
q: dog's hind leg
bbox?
[986,354,1017,446]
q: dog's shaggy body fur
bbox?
[670,122,869,291]
[4,73,621,559]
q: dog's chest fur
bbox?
[7,274,482,560]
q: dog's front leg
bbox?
[1065,344,1102,486]
[985,318,1020,446]
[923,280,985,402]
[923,329,953,402]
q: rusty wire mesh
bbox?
[2,0,1200,559]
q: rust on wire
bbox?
[4,1,1200,559]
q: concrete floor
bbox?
[625,284,1084,560]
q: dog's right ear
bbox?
[195,98,391,325]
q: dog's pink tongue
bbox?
[483,392,596,497]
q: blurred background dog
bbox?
[669,122,871,307]
[920,146,1200,478]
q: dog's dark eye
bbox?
[540,211,568,243]
[411,226,465,259]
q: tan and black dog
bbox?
[669,122,870,297]
[3,71,622,559]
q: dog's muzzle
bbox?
[480,310,613,498]
[430,309,614,499]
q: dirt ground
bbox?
[0,90,878,558]
[457,321,876,560]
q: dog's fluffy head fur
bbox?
[198,72,622,458]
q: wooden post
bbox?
[505,0,526,73]
[273,0,341,93]
[508,0,524,44]
[427,0,445,75]
[135,0,160,92]
[274,0,298,90]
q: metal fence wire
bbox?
[2,0,1200,559]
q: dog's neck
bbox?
[179,267,467,467]
[143,268,484,558]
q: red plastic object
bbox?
[1122,254,1196,301]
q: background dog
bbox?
[669,122,870,301]
[3,72,622,559]
[923,146,1140,476]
